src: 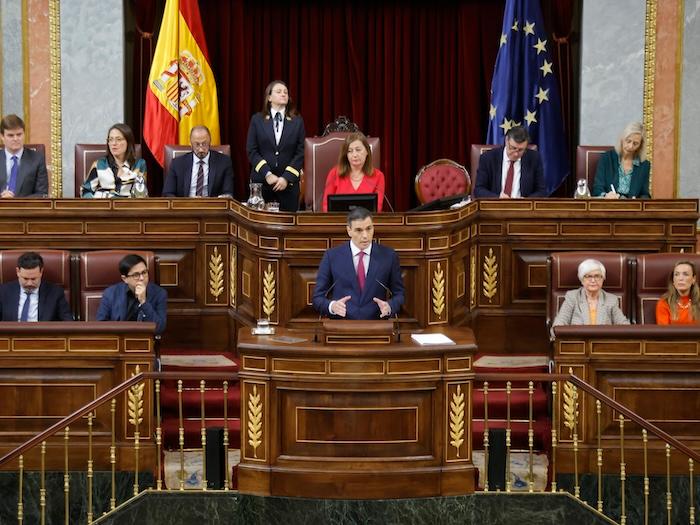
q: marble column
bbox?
[679,1,700,202]
[0,0,24,119]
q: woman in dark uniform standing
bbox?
[246,80,305,211]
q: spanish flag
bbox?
[143,0,220,166]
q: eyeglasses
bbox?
[583,274,604,281]
[506,142,527,154]
[126,270,149,279]
[107,137,126,144]
[192,142,210,149]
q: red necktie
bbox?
[503,160,514,197]
[357,251,366,291]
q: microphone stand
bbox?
[376,278,400,342]
[314,280,337,343]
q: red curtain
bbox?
[129,0,575,208]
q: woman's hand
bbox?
[604,190,619,199]
[272,177,288,192]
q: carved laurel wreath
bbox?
[562,380,579,437]
[449,384,466,456]
[128,365,144,426]
[482,248,498,301]
[262,264,276,318]
[247,384,263,458]
[432,262,445,317]
[209,246,224,300]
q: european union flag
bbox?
[486,0,570,194]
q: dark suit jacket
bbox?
[96,282,167,335]
[246,112,305,211]
[0,281,72,321]
[162,150,234,197]
[312,241,405,320]
[592,149,650,199]
[0,147,49,197]
[474,147,547,198]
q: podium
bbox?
[237,324,477,499]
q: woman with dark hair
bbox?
[81,123,147,198]
[656,261,700,325]
[246,80,305,211]
[321,132,385,212]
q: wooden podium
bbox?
[237,324,477,499]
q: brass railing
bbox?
[0,371,239,524]
[476,371,700,525]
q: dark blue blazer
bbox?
[474,147,547,198]
[162,150,234,197]
[592,149,650,199]
[312,241,404,320]
[0,148,49,197]
[246,112,305,211]
[0,281,72,321]
[97,282,167,335]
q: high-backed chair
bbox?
[634,253,700,324]
[414,159,470,204]
[74,144,142,197]
[469,143,537,195]
[163,144,232,178]
[575,145,610,189]
[303,121,380,211]
[547,251,631,330]
[0,249,71,305]
[78,250,155,321]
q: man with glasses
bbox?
[162,125,234,198]
[96,254,167,335]
[474,126,547,199]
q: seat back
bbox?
[0,249,71,304]
[547,251,630,328]
[635,253,700,324]
[74,143,142,197]
[414,159,470,204]
[163,144,232,178]
[78,250,155,321]
[470,143,537,195]
[303,132,381,211]
[575,146,610,189]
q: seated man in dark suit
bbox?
[162,125,234,198]
[0,251,72,321]
[312,207,404,320]
[0,114,48,198]
[97,254,167,335]
[474,126,547,199]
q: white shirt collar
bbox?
[193,152,210,166]
[350,240,372,257]
[502,147,520,166]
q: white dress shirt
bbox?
[272,109,285,144]
[500,148,522,198]
[328,241,373,315]
[188,152,210,197]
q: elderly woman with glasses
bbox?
[552,258,630,329]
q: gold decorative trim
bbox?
[230,245,236,307]
[22,0,29,134]
[247,384,263,458]
[432,262,445,317]
[643,0,657,168]
[49,0,62,197]
[470,246,476,309]
[562,376,579,439]
[208,246,224,301]
[128,365,144,426]
[482,248,498,302]
[262,263,276,318]
[449,384,466,457]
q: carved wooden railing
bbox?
[476,371,700,524]
[0,371,239,525]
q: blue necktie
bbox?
[19,291,31,322]
[7,155,19,193]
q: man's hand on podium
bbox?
[373,297,391,318]
[331,295,351,317]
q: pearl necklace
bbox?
[677,299,690,309]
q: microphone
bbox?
[383,193,395,213]
[375,278,400,342]
[314,280,337,343]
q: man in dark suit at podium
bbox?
[0,252,72,321]
[474,125,547,199]
[162,125,234,198]
[312,207,404,320]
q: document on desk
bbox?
[411,333,455,345]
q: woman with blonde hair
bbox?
[593,121,650,199]
[321,132,385,212]
[656,261,700,325]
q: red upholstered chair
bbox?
[547,251,631,330]
[78,250,156,321]
[576,146,611,189]
[163,144,232,178]
[414,159,470,204]
[303,123,381,211]
[634,253,700,324]
[469,143,537,196]
[0,249,71,306]
[74,143,142,197]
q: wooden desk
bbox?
[237,326,477,498]
[553,324,700,474]
[0,322,155,470]
[0,198,695,353]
